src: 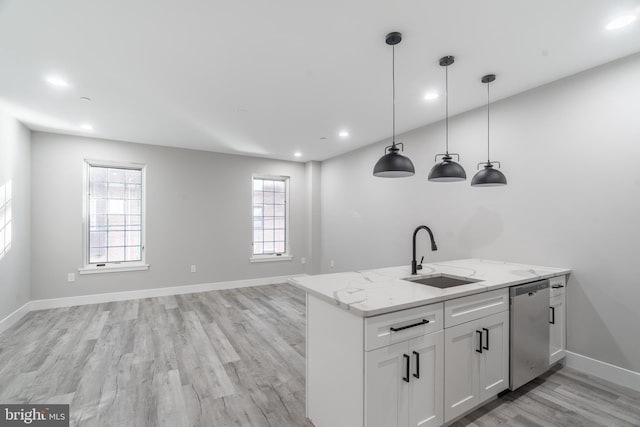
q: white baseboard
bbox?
[565,351,640,392]
[1,274,306,327]
[0,300,33,335]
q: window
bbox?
[251,175,291,262]
[80,160,148,274]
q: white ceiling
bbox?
[1,0,639,162]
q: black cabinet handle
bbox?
[550,306,556,324]
[551,284,565,289]
[413,351,420,379]
[476,330,483,353]
[482,328,489,350]
[390,319,430,332]
[403,354,410,383]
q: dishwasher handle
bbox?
[510,279,550,297]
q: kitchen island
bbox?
[288,259,571,427]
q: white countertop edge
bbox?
[288,259,571,318]
[289,282,485,317]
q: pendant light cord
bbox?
[392,44,396,146]
[487,80,491,163]
[445,63,449,154]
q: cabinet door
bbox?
[408,331,444,427]
[550,293,566,364]
[478,311,509,402]
[365,341,409,427]
[444,320,480,422]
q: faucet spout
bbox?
[411,225,438,275]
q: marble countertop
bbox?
[288,259,571,317]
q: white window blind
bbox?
[87,164,143,265]
[252,176,288,256]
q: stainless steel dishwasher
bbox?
[509,279,550,390]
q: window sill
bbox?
[250,255,293,263]
[78,264,150,275]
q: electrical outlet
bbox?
[300,257,306,264]
[330,260,335,268]
[190,265,197,273]
[67,273,76,282]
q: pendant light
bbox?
[471,74,507,186]
[373,32,415,178]
[428,56,466,182]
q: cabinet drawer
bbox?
[444,289,509,328]
[550,275,566,298]
[365,303,443,351]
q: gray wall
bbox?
[321,53,640,372]
[0,110,31,320]
[305,161,322,275]
[31,132,308,299]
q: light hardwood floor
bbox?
[0,284,639,427]
[451,364,640,427]
[0,284,312,427]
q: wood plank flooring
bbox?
[0,284,312,427]
[1,283,639,427]
[451,364,640,427]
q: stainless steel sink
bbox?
[403,275,480,289]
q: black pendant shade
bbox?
[471,74,507,187]
[428,154,466,182]
[373,32,415,178]
[471,163,507,186]
[429,55,466,182]
[373,145,415,177]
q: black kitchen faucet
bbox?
[411,225,438,275]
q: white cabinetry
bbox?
[443,289,509,423]
[305,294,444,427]
[304,274,568,427]
[478,312,509,400]
[365,303,444,427]
[549,275,567,365]
[366,331,443,427]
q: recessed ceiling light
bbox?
[339,130,349,137]
[45,76,68,87]
[80,123,94,131]
[424,92,439,100]
[294,152,302,157]
[606,14,637,30]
